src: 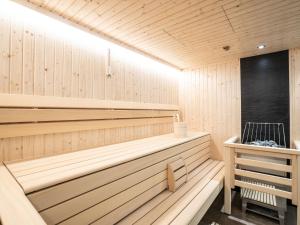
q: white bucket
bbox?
[174,122,187,138]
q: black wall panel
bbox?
[240,50,290,147]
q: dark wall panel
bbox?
[241,50,289,147]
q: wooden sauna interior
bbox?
[0,0,300,225]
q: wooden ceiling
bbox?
[18,0,300,69]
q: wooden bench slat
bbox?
[27,137,210,211]
[8,133,175,172]
[12,138,171,177]
[117,191,172,225]
[187,152,211,172]
[170,168,224,225]
[59,171,166,225]
[4,132,223,225]
[152,163,224,225]
[117,160,214,225]
[92,181,167,225]
[133,161,223,225]
[39,144,211,223]
[8,133,209,193]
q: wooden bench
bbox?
[1,132,224,225]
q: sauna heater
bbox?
[240,121,288,224]
[242,122,287,148]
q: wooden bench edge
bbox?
[0,164,46,225]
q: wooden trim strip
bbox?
[235,180,292,199]
[0,108,176,123]
[235,168,292,186]
[225,141,300,155]
[235,157,292,173]
[0,117,173,138]
[235,148,293,159]
[292,155,298,205]
[0,94,179,110]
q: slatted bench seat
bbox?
[118,161,224,225]
[1,132,224,225]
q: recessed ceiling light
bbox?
[257,44,266,49]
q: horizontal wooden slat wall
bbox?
[179,59,241,160]
[0,12,179,163]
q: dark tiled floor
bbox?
[199,190,297,225]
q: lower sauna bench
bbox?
[1,132,224,225]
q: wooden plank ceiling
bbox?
[20,0,300,69]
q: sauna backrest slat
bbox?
[0,108,176,123]
[0,117,173,139]
[0,94,179,162]
[0,94,179,110]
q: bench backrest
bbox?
[20,134,211,225]
[0,94,178,163]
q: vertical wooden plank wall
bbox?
[180,50,300,160]
[290,48,300,147]
[179,59,241,160]
[0,13,178,162]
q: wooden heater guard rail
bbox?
[0,94,179,139]
[224,137,300,223]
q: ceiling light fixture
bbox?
[257,44,266,49]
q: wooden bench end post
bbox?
[224,146,233,214]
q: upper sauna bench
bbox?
[7,132,207,193]
[1,132,224,225]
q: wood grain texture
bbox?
[7,132,208,194]
[13,0,300,69]
[0,11,178,163]
[5,132,223,225]
[179,59,241,160]
[290,48,300,148]
[224,136,300,224]
[181,48,300,159]
[0,165,46,225]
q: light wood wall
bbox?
[0,13,178,162]
[290,48,300,145]
[179,59,241,160]
[180,49,300,160]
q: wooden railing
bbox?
[224,137,300,224]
